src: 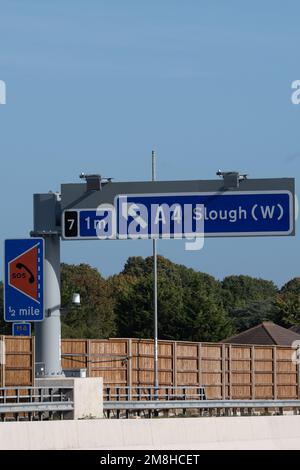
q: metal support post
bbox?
[35,234,63,376]
[152,150,159,399]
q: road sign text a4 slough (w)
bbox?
[62,190,294,240]
[117,191,293,238]
[4,238,44,322]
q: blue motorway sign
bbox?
[62,191,294,240]
[63,207,115,239]
[4,238,44,322]
[12,322,31,336]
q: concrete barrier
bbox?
[36,377,103,419]
[1,415,300,449]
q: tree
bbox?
[179,268,233,341]
[230,299,275,331]
[122,256,148,277]
[111,255,233,342]
[107,273,147,337]
[111,257,186,340]
[1,256,291,342]
[61,263,116,338]
[274,278,300,326]
[222,275,278,310]
[221,275,278,332]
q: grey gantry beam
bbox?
[60,177,295,212]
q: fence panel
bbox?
[2,336,298,400]
[131,339,173,386]
[61,339,88,370]
[60,338,299,400]
[2,336,34,387]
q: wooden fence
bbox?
[0,336,298,399]
[0,336,35,387]
[61,338,300,400]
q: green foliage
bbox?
[60,263,116,339]
[221,275,278,333]
[1,257,299,342]
[222,275,278,310]
[108,272,152,338]
[274,278,300,326]
[110,257,186,340]
[176,265,233,341]
[229,299,275,331]
[111,256,233,342]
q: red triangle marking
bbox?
[9,245,39,302]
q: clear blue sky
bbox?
[1,0,300,287]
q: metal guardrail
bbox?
[104,385,206,401]
[103,386,300,418]
[104,398,300,418]
[1,385,300,421]
[0,386,74,421]
[104,399,300,410]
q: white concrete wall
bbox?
[36,377,103,419]
[72,378,103,419]
[1,415,300,449]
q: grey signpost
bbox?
[31,175,295,377]
[32,193,62,376]
[151,151,159,399]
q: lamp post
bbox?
[152,150,159,399]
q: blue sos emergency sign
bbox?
[4,238,44,322]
